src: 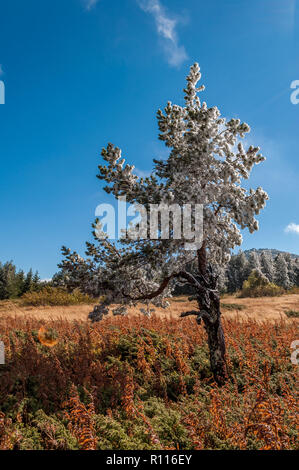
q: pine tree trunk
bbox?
[201,298,227,386]
[196,245,227,385]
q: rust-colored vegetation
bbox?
[0,314,298,450]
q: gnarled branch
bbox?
[122,269,206,301]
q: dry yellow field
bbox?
[0,294,298,323]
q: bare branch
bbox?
[180,310,199,318]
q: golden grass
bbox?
[0,294,299,323]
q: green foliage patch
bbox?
[20,286,95,306]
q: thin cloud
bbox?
[84,0,100,11]
[280,0,296,32]
[268,0,296,33]
[135,168,152,179]
[0,65,4,76]
[137,0,188,67]
[285,223,299,235]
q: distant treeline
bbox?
[54,248,299,297]
[173,250,299,296]
[221,250,299,293]
[2,249,298,301]
[0,261,41,300]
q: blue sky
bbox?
[0,0,298,278]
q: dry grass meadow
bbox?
[1,294,298,323]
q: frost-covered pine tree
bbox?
[244,250,261,280]
[226,251,248,292]
[274,254,291,289]
[284,253,296,287]
[216,265,227,294]
[260,250,275,283]
[294,259,299,287]
[60,64,268,384]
